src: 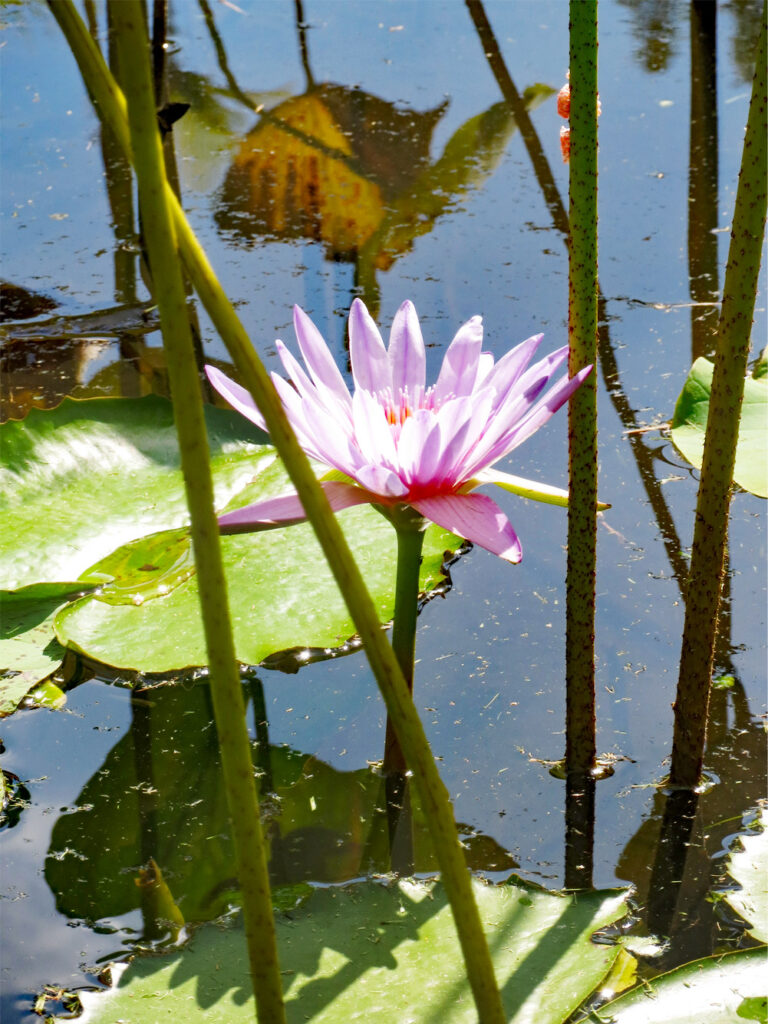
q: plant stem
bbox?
[565,0,599,775]
[669,1,767,789]
[109,5,285,1020]
[384,513,427,774]
[50,6,506,1019]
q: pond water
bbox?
[1,1,766,1021]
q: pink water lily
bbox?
[206,299,592,563]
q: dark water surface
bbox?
[1,2,766,1021]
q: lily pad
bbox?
[72,877,630,1024]
[0,395,274,591]
[724,807,768,943]
[54,509,455,672]
[670,357,768,498]
[1,396,460,674]
[593,948,767,1023]
[0,582,90,716]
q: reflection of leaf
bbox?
[45,684,511,927]
[670,357,768,498]
[78,877,630,1024]
[215,84,447,257]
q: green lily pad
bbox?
[724,808,768,943]
[54,509,455,671]
[0,582,90,716]
[1,396,460,674]
[593,948,767,1023]
[670,357,768,498]
[0,395,274,591]
[71,877,630,1024]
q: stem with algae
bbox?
[49,5,506,1020]
[565,0,599,776]
[110,4,285,1019]
[669,1,767,789]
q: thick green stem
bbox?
[669,2,767,789]
[49,6,505,1019]
[109,5,285,1020]
[565,0,599,774]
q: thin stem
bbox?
[109,4,285,1020]
[565,0,599,774]
[49,6,506,1019]
[670,1,767,789]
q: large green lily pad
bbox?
[0,582,90,716]
[593,948,767,1023]
[0,395,274,590]
[724,808,768,943]
[73,877,630,1024]
[54,509,455,672]
[670,357,768,497]
[1,396,460,675]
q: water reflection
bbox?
[206,0,549,314]
[44,680,515,940]
[616,677,766,965]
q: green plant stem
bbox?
[49,5,505,1019]
[565,0,599,775]
[109,5,285,1020]
[384,512,427,774]
[669,2,767,790]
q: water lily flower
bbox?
[206,300,593,563]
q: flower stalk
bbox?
[49,5,507,1019]
[108,4,286,1020]
[383,509,428,774]
[669,1,767,789]
[565,0,599,776]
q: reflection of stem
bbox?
[564,771,595,890]
[688,2,720,362]
[385,772,414,875]
[647,787,699,937]
[465,0,569,235]
[670,9,767,789]
[467,0,692,603]
[131,692,160,938]
[248,675,273,796]
[295,0,315,90]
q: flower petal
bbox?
[482,333,544,411]
[293,305,351,406]
[352,387,399,471]
[411,492,522,563]
[349,297,391,393]
[433,315,483,402]
[500,364,593,456]
[389,300,426,395]
[205,366,267,431]
[355,464,409,498]
[218,481,375,533]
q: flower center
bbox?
[379,384,438,427]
